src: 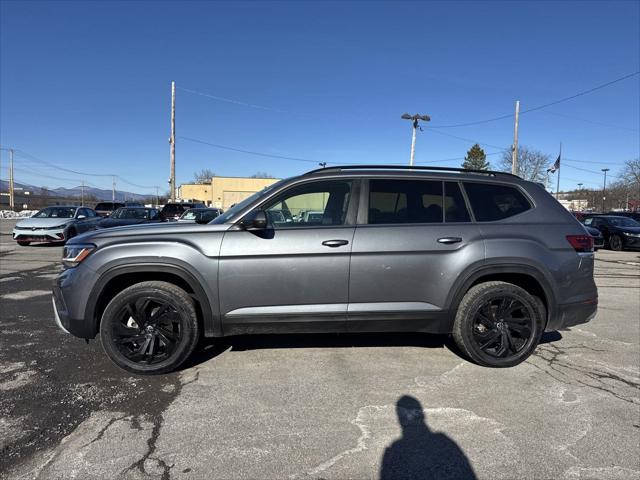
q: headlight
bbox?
[623,232,640,237]
[62,244,96,268]
[47,224,68,230]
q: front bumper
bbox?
[52,267,98,339]
[13,227,65,243]
[622,234,640,249]
[547,298,598,331]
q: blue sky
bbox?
[1,0,638,196]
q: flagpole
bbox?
[556,142,562,200]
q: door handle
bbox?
[322,239,349,248]
[437,237,462,244]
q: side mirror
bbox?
[195,217,209,225]
[241,210,268,230]
[77,214,86,219]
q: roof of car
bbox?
[299,165,526,184]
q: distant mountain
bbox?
[0,180,149,202]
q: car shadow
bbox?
[179,332,449,371]
[179,330,565,372]
[380,395,477,479]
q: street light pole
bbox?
[169,81,176,202]
[401,113,431,166]
[601,168,610,213]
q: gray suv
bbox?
[52,166,598,374]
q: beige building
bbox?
[178,176,280,209]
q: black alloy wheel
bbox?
[452,281,544,367]
[111,297,182,364]
[471,296,533,359]
[100,281,200,374]
[609,234,623,251]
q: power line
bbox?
[424,128,510,151]
[537,110,640,133]
[4,148,160,190]
[431,71,640,128]
[12,149,114,177]
[178,86,295,115]
[179,135,340,164]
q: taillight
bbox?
[566,235,594,253]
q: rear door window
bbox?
[463,182,531,221]
[444,182,471,222]
[368,179,443,224]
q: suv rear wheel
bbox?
[99,281,200,374]
[452,281,544,367]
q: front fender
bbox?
[83,241,220,337]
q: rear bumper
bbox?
[546,298,598,331]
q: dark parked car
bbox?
[583,225,604,250]
[178,208,223,223]
[583,215,640,251]
[161,202,206,220]
[96,207,165,229]
[53,165,597,374]
[13,206,100,245]
[94,202,125,217]
[607,211,640,222]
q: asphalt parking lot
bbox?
[1,218,639,480]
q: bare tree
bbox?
[499,146,550,183]
[251,171,274,178]
[193,168,215,184]
[620,158,640,186]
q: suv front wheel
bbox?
[452,281,544,367]
[100,281,200,374]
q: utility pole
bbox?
[401,113,431,166]
[81,181,85,207]
[511,100,520,175]
[155,186,159,207]
[556,142,561,200]
[169,81,176,202]
[601,168,610,213]
[8,148,15,211]
[112,176,116,202]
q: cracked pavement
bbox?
[1,218,639,479]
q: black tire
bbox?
[609,234,623,251]
[100,281,200,375]
[452,281,544,368]
[17,240,30,246]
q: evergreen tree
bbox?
[462,144,490,170]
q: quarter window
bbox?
[264,180,352,228]
[463,182,531,221]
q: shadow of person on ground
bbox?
[380,395,477,480]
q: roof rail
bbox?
[305,165,520,178]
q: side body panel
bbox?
[348,223,485,332]
[218,227,355,333]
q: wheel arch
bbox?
[446,264,557,330]
[86,263,218,338]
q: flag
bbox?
[547,154,560,173]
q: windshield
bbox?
[181,209,199,220]
[33,207,76,219]
[212,180,286,224]
[608,217,640,227]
